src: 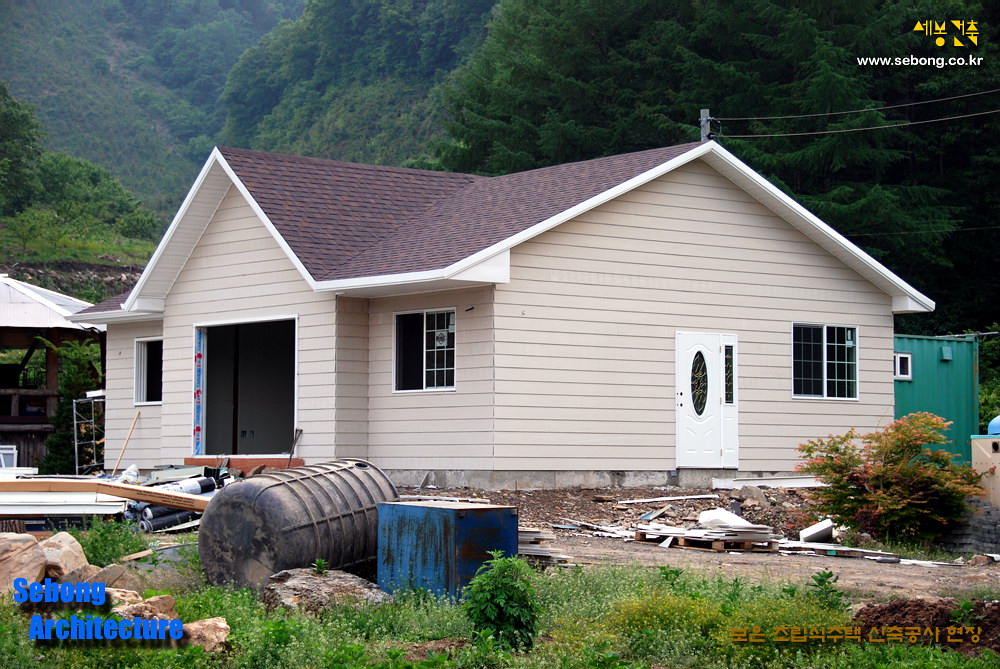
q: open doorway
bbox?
[198,320,295,455]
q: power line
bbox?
[715,88,1000,121]
[718,108,1000,138]
[850,225,1000,237]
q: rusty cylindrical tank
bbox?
[198,459,398,590]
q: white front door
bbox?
[675,331,738,468]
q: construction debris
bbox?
[799,518,835,542]
[616,494,720,505]
[518,527,573,565]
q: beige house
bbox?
[73,141,933,488]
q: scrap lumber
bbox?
[518,527,573,565]
[616,494,720,505]
[0,479,209,512]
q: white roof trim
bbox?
[310,141,932,313]
[1,276,88,318]
[121,148,319,315]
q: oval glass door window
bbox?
[691,351,708,416]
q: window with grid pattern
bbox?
[792,324,857,399]
[395,310,455,391]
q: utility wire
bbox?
[850,225,1000,237]
[715,88,1000,121]
[718,108,1000,138]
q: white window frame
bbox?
[392,308,457,393]
[134,337,163,406]
[791,323,859,401]
[893,352,913,380]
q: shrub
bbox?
[796,413,984,541]
[69,516,150,567]
[462,551,541,651]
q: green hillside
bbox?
[0,0,303,217]
[220,0,496,165]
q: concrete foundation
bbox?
[385,468,799,491]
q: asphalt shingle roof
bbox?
[219,143,702,281]
[75,142,704,314]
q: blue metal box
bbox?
[377,500,518,598]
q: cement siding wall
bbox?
[160,185,339,463]
[335,297,369,459]
[493,158,895,472]
[104,320,163,470]
[367,287,494,470]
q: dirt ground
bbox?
[418,486,1000,601]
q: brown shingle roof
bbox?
[73,291,130,316]
[218,143,702,281]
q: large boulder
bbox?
[0,532,45,592]
[112,594,177,620]
[263,568,390,613]
[61,564,102,584]
[183,617,230,652]
[92,563,142,591]
[39,532,88,580]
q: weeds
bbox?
[463,551,541,651]
[68,516,150,567]
[807,570,848,611]
[312,557,330,575]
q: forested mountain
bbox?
[436,0,1000,334]
[220,0,495,164]
[0,0,303,216]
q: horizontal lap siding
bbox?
[161,186,338,464]
[104,321,163,470]
[335,297,368,459]
[493,159,894,472]
[367,287,494,470]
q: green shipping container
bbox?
[893,335,978,463]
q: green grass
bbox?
[0,226,155,266]
[1,563,995,668]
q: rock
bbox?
[263,568,391,613]
[183,617,230,652]
[112,594,178,620]
[39,532,88,581]
[106,588,143,605]
[61,564,102,584]
[732,486,770,506]
[0,532,46,592]
[969,554,994,567]
[93,563,142,591]
[741,498,761,508]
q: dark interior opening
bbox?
[395,312,423,391]
[205,320,294,455]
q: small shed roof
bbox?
[0,275,103,331]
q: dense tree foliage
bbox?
[0,0,304,216]
[0,87,161,273]
[0,82,42,216]
[437,0,1000,334]
[220,0,494,163]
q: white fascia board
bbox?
[123,148,320,314]
[124,149,227,312]
[700,145,934,313]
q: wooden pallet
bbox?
[674,536,778,553]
